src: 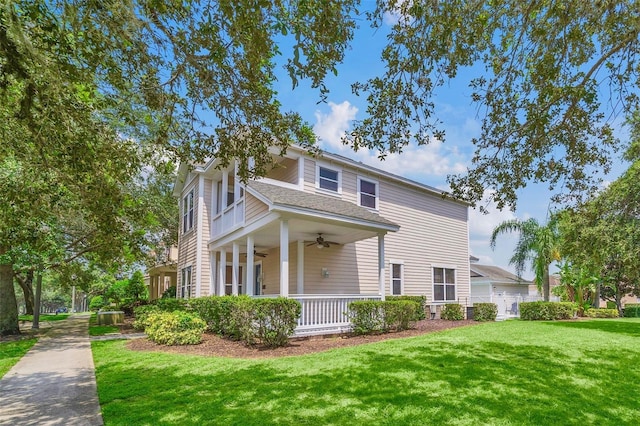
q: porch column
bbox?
[378,233,385,301]
[221,170,228,209]
[232,242,239,295]
[280,219,289,297]
[246,236,255,296]
[297,240,304,295]
[218,249,227,296]
[159,272,166,299]
[210,251,217,297]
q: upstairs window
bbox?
[433,267,456,302]
[182,190,194,233]
[317,165,341,193]
[358,177,378,209]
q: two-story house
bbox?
[174,146,471,334]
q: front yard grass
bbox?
[19,313,70,322]
[92,318,640,425]
[0,339,38,379]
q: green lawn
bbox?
[92,318,640,425]
[19,313,70,322]
[0,339,38,379]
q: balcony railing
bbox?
[212,198,244,238]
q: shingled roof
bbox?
[470,264,530,283]
[247,180,399,230]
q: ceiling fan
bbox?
[306,233,340,249]
[240,250,268,258]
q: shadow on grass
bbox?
[542,318,640,337]
[93,332,640,426]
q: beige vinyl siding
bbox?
[340,169,358,204]
[265,157,299,184]
[303,158,315,192]
[198,178,212,296]
[245,193,269,224]
[177,177,199,298]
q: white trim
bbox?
[272,205,399,232]
[357,176,379,210]
[195,175,204,297]
[209,212,281,249]
[218,249,226,296]
[280,220,289,297]
[432,266,457,302]
[378,233,385,300]
[315,161,342,195]
[297,240,304,294]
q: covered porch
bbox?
[208,181,399,335]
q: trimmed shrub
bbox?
[383,300,418,331]
[227,296,256,344]
[520,301,578,320]
[386,296,427,320]
[189,296,224,333]
[254,298,301,347]
[348,301,385,335]
[623,304,640,318]
[584,308,619,318]
[441,304,464,321]
[473,303,498,322]
[145,311,206,345]
[161,286,177,299]
[154,298,189,312]
[133,304,160,330]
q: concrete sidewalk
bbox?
[0,314,103,425]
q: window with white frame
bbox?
[390,262,403,295]
[358,177,378,209]
[180,266,192,299]
[182,190,194,233]
[433,267,456,302]
[317,165,341,193]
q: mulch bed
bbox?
[126,319,479,359]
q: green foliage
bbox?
[347,301,385,335]
[624,304,640,318]
[386,295,426,320]
[133,305,160,331]
[473,303,498,322]
[382,300,419,331]
[520,302,577,320]
[153,298,188,312]
[254,298,301,347]
[145,311,206,345]
[584,309,619,318]
[89,325,120,336]
[347,300,419,334]
[89,295,108,312]
[440,304,464,321]
[161,286,176,299]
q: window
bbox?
[182,190,194,233]
[358,177,378,209]
[433,267,456,301]
[391,262,403,295]
[317,165,340,193]
[180,266,192,299]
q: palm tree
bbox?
[490,217,561,301]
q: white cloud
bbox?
[313,101,468,180]
[468,190,517,239]
[382,1,414,26]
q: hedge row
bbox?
[584,308,619,318]
[473,303,497,321]
[385,295,427,320]
[519,301,577,320]
[134,296,301,347]
[348,300,420,335]
[623,304,640,318]
[441,303,464,320]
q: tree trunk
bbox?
[15,270,35,315]
[32,268,43,329]
[0,246,20,335]
[543,266,550,302]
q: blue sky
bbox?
[270,7,628,279]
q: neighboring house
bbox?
[145,246,178,301]
[174,145,471,335]
[470,263,537,319]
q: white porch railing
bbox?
[212,198,244,237]
[290,294,382,336]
